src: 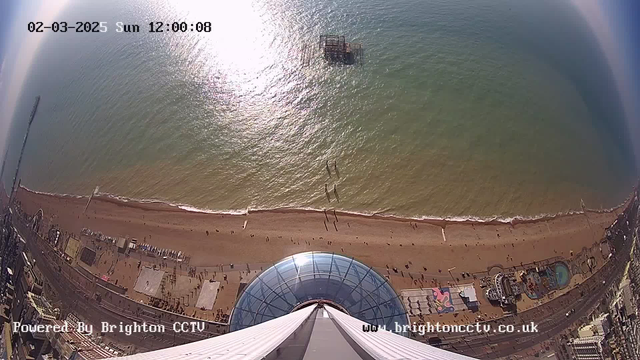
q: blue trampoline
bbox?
[554,262,570,288]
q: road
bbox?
[12,215,222,353]
[450,246,627,358]
[433,208,636,358]
[11,199,637,358]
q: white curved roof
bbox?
[110,306,314,360]
[325,306,475,360]
[108,304,475,360]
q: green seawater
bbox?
[3,0,637,218]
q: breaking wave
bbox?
[18,184,634,226]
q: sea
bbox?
[3,0,637,220]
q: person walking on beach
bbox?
[325,160,331,177]
[325,184,331,202]
[333,184,339,202]
[334,160,340,178]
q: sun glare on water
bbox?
[161,0,302,139]
[166,0,285,97]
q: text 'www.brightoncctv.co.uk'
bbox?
[362,322,539,336]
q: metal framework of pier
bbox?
[301,35,364,67]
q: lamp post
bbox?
[447,266,459,288]
[0,146,9,202]
[8,96,40,205]
[1,96,40,297]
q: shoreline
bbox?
[18,184,635,227]
[13,181,634,329]
[13,183,629,276]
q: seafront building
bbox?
[565,314,612,360]
[565,212,640,360]
[567,335,608,360]
[577,313,610,338]
[7,286,57,359]
[627,233,640,360]
[0,258,116,360]
[608,264,640,360]
[609,219,640,360]
[45,319,116,360]
[0,227,117,360]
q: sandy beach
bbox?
[7,184,634,329]
[15,186,625,274]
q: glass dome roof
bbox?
[229,252,409,334]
